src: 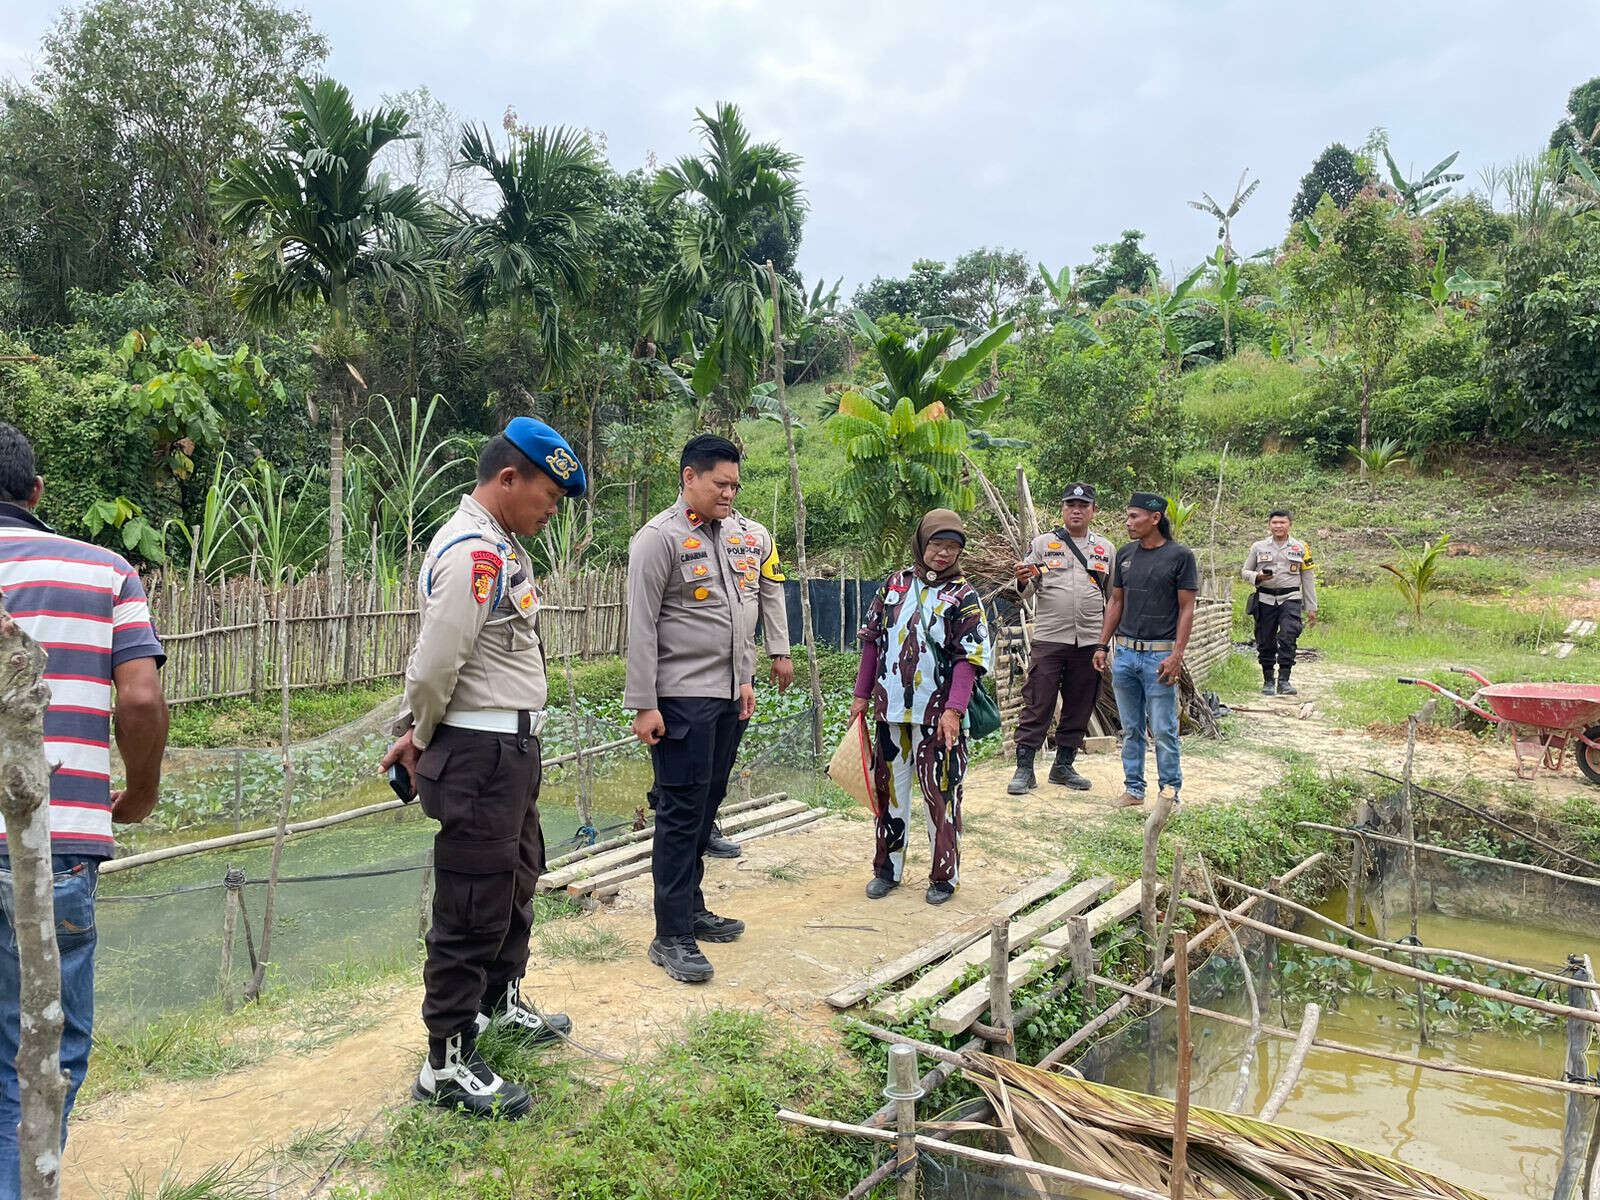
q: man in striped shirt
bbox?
[0,423,167,1190]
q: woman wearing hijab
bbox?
[849,510,991,905]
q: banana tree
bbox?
[1114,262,1211,372]
[1188,169,1260,262]
[1382,147,1463,215]
[849,310,1013,425]
[1037,262,1103,347]
[1208,246,1241,356]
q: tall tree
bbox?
[941,246,1041,328]
[1075,230,1159,307]
[641,102,803,433]
[215,76,447,589]
[1189,169,1260,263]
[1549,75,1600,171]
[1289,144,1369,224]
[1283,194,1422,452]
[446,123,604,379]
[0,0,327,329]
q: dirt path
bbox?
[61,659,1595,1197]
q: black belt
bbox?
[1256,585,1298,597]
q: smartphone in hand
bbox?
[388,763,416,803]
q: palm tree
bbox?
[215,76,447,589]
[1115,262,1210,373]
[446,124,604,381]
[1188,169,1260,262]
[849,311,1013,425]
[641,102,802,433]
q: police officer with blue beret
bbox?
[382,417,585,1118]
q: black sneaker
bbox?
[413,1031,532,1119]
[693,910,745,942]
[925,881,957,905]
[1277,678,1298,696]
[865,876,899,899]
[1047,751,1091,791]
[648,935,714,983]
[475,981,572,1045]
[705,826,742,859]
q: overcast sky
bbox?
[4,0,1597,292]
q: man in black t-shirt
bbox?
[1091,492,1198,809]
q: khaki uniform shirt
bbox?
[402,495,547,748]
[1241,536,1317,612]
[625,498,775,709]
[1020,528,1114,645]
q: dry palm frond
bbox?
[962,1055,1490,1200]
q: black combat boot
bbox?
[413,1029,532,1119]
[1261,667,1276,695]
[1048,747,1091,790]
[705,823,742,859]
[1007,747,1037,795]
[865,875,899,899]
[1277,669,1297,696]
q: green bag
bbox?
[963,675,1002,741]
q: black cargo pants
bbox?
[1253,598,1303,673]
[414,722,545,1039]
[649,696,746,939]
[1015,641,1102,755]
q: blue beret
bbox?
[504,416,586,499]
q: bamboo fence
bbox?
[148,566,629,706]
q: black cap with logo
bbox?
[1060,482,1096,503]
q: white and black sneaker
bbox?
[412,1030,532,1119]
[475,980,572,1046]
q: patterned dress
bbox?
[857,569,990,885]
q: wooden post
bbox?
[1345,833,1365,929]
[416,849,434,945]
[987,917,1016,1060]
[1556,955,1598,1200]
[1142,792,1174,976]
[232,750,244,834]
[247,583,295,1002]
[0,601,69,1196]
[765,261,825,758]
[887,1044,921,1200]
[1262,873,1282,1022]
[248,546,263,701]
[1401,713,1429,1047]
[1171,929,1191,1200]
[1067,916,1095,1009]
[220,867,243,1014]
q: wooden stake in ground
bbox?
[987,917,1016,1061]
[248,582,295,1002]
[1400,713,1429,1047]
[1555,955,1598,1200]
[766,261,825,757]
[0,602,68,1198]
[1142,793,1175,978]
[1171,929,1192,1200]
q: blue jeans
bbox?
[1110,647,1182,800]
[0,854,99,1200]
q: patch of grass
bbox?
[338,1008,877,1200]
[536,923,632,963]
[120,1161,270,1200]
[167,682,401,748]
[765,860,802,882]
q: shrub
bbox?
[1017,342,1182,499]
[0,337,160,541]
[1179,351,1313,450]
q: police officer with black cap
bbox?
[381,416,585,1119]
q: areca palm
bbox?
[641,102,802,431]
[215,76,447,588]
[446,124,603,380]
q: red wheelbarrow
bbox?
[1400,667,1600,784]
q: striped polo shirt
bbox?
[0,503,165,858]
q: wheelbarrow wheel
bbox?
[1580,725,1600,786]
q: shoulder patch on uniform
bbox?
[471,558,498,604]
[471,549,503,567]
[761,545,786,582]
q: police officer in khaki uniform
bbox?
[1008,483,1114,794]
[1241,508,1318,695]
[381,417,584,1119]
[704,512,792,858]
[626,434,763,984]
